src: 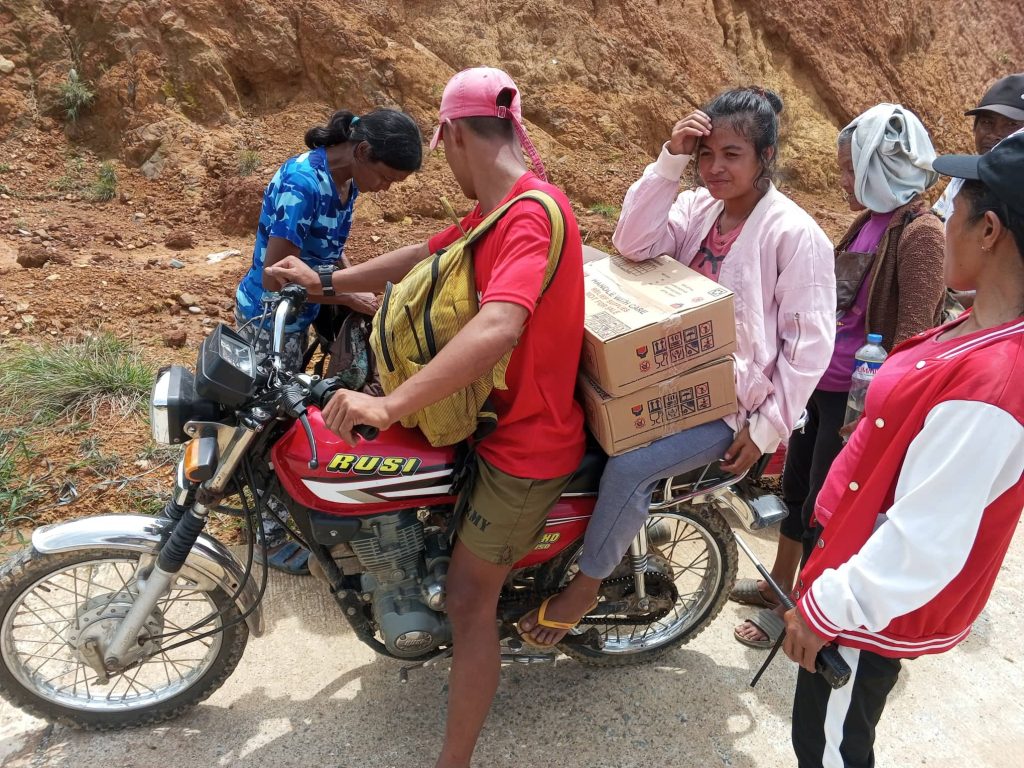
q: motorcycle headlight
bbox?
[195,324,258,407]
[150,366,218,445]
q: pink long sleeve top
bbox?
[612,146,837,452]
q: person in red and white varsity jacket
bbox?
[783,130,1024,768]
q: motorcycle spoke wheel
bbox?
[0,547,248,729]
[557,505,737,665]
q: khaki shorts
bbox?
[457,456,572,566]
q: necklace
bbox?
[713,212,746,242]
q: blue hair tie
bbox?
[350,116,360,127]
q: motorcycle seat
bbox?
[560,443,772,499]
[564,444,608,495]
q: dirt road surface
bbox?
[2,526,1022,768]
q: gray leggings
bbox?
[578,419,734,579]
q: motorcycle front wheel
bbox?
[554,504,737,665]
[0,545,248,729]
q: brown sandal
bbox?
[728,578,779,609]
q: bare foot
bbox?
[734,618,769,643]
[751,580,780,607]
[734,603,786,644]
[518,575,601,646]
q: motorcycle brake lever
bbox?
[276,382,319,469]
[297,413,319,470]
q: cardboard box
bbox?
[579,357,737,456]
[582,243,611,264]
[582,254,736,396]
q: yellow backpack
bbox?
[370,190,565,446]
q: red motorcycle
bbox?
[0,286,784,729]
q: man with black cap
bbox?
[782,132,1024,767]
[933,72,1024,222]
[933,73,1023,312]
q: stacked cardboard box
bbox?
[578,253,738,455]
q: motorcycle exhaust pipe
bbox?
[733,532,851,689]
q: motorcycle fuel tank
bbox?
[272,407,459,515]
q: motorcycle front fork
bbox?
[105,423,261,668]
[103,500,213,667]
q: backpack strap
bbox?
[459,189,566,295]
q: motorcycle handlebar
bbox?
[353,424,379,441]
[307,379,379,442]
[268,285,309,372]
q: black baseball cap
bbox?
[965,73,1024,122]
[933,130,1024,217]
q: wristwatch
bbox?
[313,264,337,296]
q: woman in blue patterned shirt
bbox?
[235,108,421,572]
[235,108,422,371]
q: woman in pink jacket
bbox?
[520,87,836,645]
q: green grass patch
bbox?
[68,436,122,477]
[0,333,155,425]
[137,442,182,465]
[0,429,47,530]
[88,161,117,202]
[237,149,261,177]
[128,487,166,517]
[588,202,621,219]
[50,156,87,193]
[58,70,95,123]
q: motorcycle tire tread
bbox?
[556,504,738,667]
[0,546,249,731]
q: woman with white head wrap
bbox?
[734,103,948,649]
[845,103,939,212]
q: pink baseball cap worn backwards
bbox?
[429,66,548,181]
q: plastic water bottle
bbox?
[844,333,887,427]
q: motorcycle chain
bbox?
[500,571,678,627]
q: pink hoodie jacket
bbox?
[612,147,837,452]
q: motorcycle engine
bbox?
[349,510,451,658]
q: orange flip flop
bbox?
[517,595,599,650]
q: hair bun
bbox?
[745,86,784,116]
[304,110,358,149]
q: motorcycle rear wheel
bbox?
[0,546,248,730]
[555,504,737,666]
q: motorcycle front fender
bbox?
[31,514,265,637]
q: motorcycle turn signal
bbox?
[183,435,218,483]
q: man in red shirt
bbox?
[267,67,585,767]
